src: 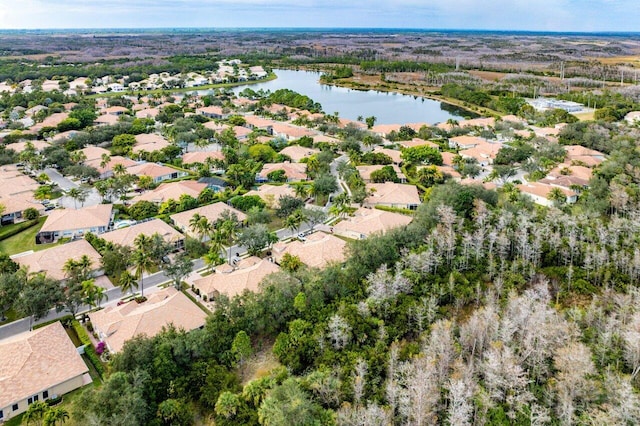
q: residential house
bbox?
[233,125,252,140]
[26,112,69,134]
[5,140,51,154]
[312,134,341,144]
[196,106,229,120]
[271,122,317,141]
[12,239,103,281]
[93,114,119,126]
[181,151,225,171]
[0,192,45,225]
[272,232,346,268]
[135,107,160,119]
[244,184,297,207]
[279,145,320,162]
[517,182,578,207]
[333,207,413,240]
[129,181,207,204]
[448,135,486,149]
[356,164,406,183]
[398,138,440,149]
[171,202,247,238]
[0,322,91,421]
[125,162,188,184]
[365,182,421,210]
[244,115,274,135]
[563,145,605,166]
[85,155,137,180]
[36,204,113,244]
[193,256,280,300]
[101,218,185,250]
[132,133,171,155]
[103,106,128,116]
[257,162,307,182]
[458,142,502,166]
[80,146,111,162]
[89,287,206,353]
[373,147,403,165]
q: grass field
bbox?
[0,217,60,256]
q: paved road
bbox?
[43,167,77,191]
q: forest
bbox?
[62,179,640,425]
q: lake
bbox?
[224,69,473,125]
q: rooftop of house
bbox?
[365,182,421,206]
[373,146,403,164]
[130,181,207,204]
[278,145,320,162]
[258,162,308,181]
[88,286,207,353]
[85,155,137,175]
[125,162,180,179]
[181,150,224,165]
[12,239,102,281]
[5,140,50,154]
[171,202,247,232]
[518,182,577,199]
[356,164,405,181]
[39,204,113,234]
[0,321,89,409]
[101,218,184,248]
[80,146,111,161]
[272,232,347,269]
[132,134,171,153]
[244,184,297,204]
[398,138,439,149]
[333,207,413,237]
[193,257,280,299]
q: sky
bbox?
[0,0,638,32]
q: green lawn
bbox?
[0,217,62,256]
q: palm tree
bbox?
[100,153,111,170]
[285,210,304,236]
[132,234,155,298]
[203,248,222,273]
[44,407,70,426]
[66,188,82,209]
[118,270,138,295]
[113,163,127,177]
[294,184,308,199]
[189,213,212,242]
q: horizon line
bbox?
[0,27,639,35]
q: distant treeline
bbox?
[360,60,453,73]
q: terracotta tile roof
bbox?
[12,239,102,281]
[518,182,577,198]
[548,163,594,181]
[0,322,89,409]
[135,107,160,119]
[40,204,113,234]
[458,142,502,163]
[28,112,69,133]
[5,140,50,154]
[88,287,206,352]
[132,134,171,153]
[279,145,320,162]
[312,134,341,144]
[80,146,111,161]
[333,207,412,238]
[271,122,317,139]
[449,135,486,148]
[130,181,207,204]
[0,173,39,197]
[244,115,275,128]
[203,121,228,132]
[193,257,280,299]
[356,164,404,181]
[85,155,137,175]
[94,114,119,125]
[103,106,129,115]
[125,162,179,179]
[272,232,346,268]
[101,219,184,248]
[258,162,307,181]
[0,192,45,216]
[398,138,439,149]
[233,126,252,138]
[171,202,247,236]
[196,106,225,116]
[181,150,224,165]
[441,152,457,167]
[373,147,402,164]
[365,182,421,207]
[244,184,297,205]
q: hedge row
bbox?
[71,320,105,379]
[0,218,42,241]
